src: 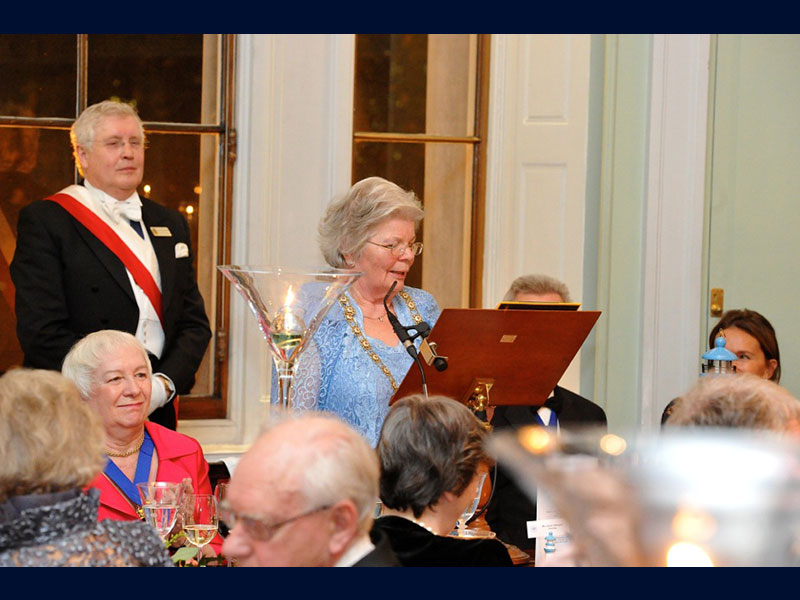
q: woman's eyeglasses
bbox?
[366,240,423,257]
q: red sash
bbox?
[47,192,164,326]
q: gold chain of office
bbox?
[339,291,423,392]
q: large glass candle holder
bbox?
[218,265,361,410]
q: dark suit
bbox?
[10,187,211,429]
[486,386,607,551]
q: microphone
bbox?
[384,281,418,359]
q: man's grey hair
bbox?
[61,330,152,399]
[261,412,379,535]
[318,176,424,268]
[70,100,145,176]
[666,374,800,432]
[502,273,572,303]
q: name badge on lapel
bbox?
[149,226,172,237]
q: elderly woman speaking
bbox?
[285,177,440,446]
[61,330,215,524]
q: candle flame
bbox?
[599,434,627,456]
[519,426,554,454]
[285,286,295,308]
[666,542,714,567]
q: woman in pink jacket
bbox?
[62,329,220,554]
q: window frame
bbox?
[0,33,236,419]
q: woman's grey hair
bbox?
[262,412,379,535]
[70,100,145,176]
[318,176,424,268]
[61,330,152,399]
[377,394,489,518]
[502,273,572,302]
[665,374,800,432]
[0,368,106,501]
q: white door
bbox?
[706,34,800,396]
[484,34,592,392]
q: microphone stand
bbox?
[383,282,431,399]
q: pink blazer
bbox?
[86,421,222,552]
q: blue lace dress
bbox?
[273,286,440,446]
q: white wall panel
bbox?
[181,34,355,458]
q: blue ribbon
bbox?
[535,408,558,429]
[103,430,155,507]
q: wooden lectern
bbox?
[391,307,601,412]
[391,305,601,565]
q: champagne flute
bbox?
[136,481,184,543]
[454,472,487,537]
[182,493,219,563]
[214,480,230,499]
[214,481,235,566]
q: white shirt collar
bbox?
[334,533,375,567]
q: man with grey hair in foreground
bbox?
[221,412,400,567]
[665,373,800,433]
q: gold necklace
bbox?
[105,432,145,457]
[339,290,423,392]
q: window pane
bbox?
[142,132,218,397]
[141,132,201,258]
[1,128,74,372]
[88,34,220,124]
[354,34,477,137]
[0,34,76,119]
[355,34,428,135]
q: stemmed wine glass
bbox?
[214,481,230,534]
[453,472,488,537]
[182,493,219,563]
[214,481,235,566]
[136,481,184,544]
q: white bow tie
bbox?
[104,196,142,224]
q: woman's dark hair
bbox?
[709,309,781,383]
[377,394,489,518]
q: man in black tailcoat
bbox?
[10,100,211,429]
